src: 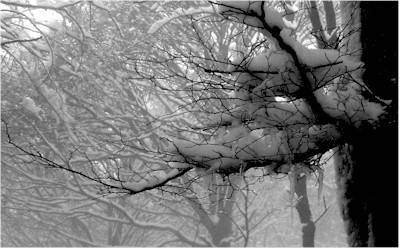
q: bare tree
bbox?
[1,1,277,246]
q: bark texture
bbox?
[335,1,398,247]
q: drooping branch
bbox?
[168,123,342,174]
[216,1,387,126]
[164,1,389,178]
[2,119,192,195]
[1,36,43,47]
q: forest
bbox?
[1,0,397,247]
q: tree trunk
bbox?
[335,1,398,246]
[294,175,315,247]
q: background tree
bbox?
[1,1,299,246]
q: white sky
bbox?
[1,0,63,37]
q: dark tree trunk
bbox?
[335,1,398,247]
[294,175,315,247]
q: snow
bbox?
[172,139,233,160]
[159,1,387,174]
[253,51,290,72]
[150,2,158,11]
[218,1,286,30]
[230,48,302,97]
[263,4,285,29]
[233,129,288,161]
[120,169,180,192]
[39,84,75,123]
[260,99,313,126]
[59,65,82,78]
[93,0,107,9]
[283,18,298,30]
[277,28,386,125]
[169,124,318,172]
[148,6,214,34]
[82,29,95,39]
[280,28,363,75]
[168,139,239,170]
[21,96,42,119]
[32,42,49,52]
[208,112,232,125]
[275,96,287,102]
[221,125,249,144]
[209,92,312,131]
[314,81,386,126]
[148,17,172,34]
[149,170,167,179]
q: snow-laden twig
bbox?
[148,6,215,34]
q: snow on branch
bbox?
[217,1,286,30]
[228,49,302,96]
[112,167,192,194]
[148,6,215,34]
[279,28,362,72]
[162,0,389,176]
[279,28,387,125]
[21,96,42,119]
[167,124,341,174]
[208,98,314,129]
[217,1,388,127]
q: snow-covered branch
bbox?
[168,124,341,174]
[148,6,215,34]
[157,1,389,178]
[216,1,388,126]
[113,167,192,194]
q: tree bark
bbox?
[335,1,398,247]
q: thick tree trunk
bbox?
[335,124,398,246]
[335,1,398,247]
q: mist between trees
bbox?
[1,0,397,247]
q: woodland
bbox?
[1,1,397,247]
